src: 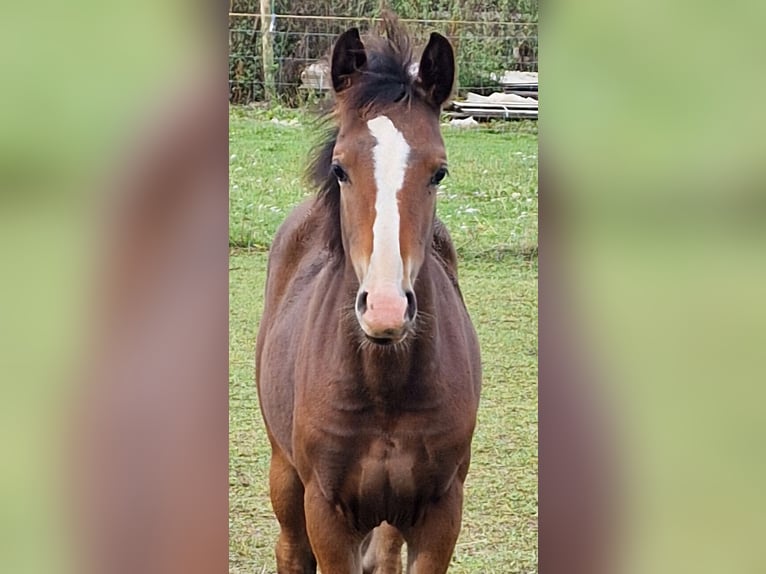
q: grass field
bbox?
[229,106,538,573]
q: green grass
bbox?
[229,106,538,573]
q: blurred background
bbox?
[545,1,766,572]
[0,2,227,574]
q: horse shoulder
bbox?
[257,198,327,459]
[263,198,323,311]
[431,219,481,397]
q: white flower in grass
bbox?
[511,192,521,200]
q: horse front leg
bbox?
[304,482,364,574]
[269,448,316,574]
[405,481,464,574]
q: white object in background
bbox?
[449,117,479,128]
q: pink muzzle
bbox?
[356,286,415,340]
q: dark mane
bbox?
[306,122,342,254]
[305,16,417,256]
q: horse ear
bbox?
[331,28,367,93]
[417,33,455,109]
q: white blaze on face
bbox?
[365,115,410,290]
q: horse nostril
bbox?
[356,291,368,315]
[405,291,417,322]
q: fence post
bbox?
[260,0,275,101]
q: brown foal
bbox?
[256,18,481,574]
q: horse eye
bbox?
[430,167,448,186]
[331,163,348,183]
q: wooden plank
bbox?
[502,88,538,99]
[453,101,538,110]
[452,108,538,119]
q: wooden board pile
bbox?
[451,71,538,120]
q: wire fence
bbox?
[229,12,537,105]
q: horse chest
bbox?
[305,423,462,532]
[357,436,420,500]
